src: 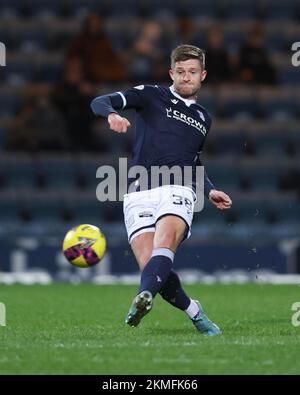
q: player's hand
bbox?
[208,189,232,210]
[108,113,131,133]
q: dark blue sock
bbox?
[139,248,173,297]
[159,270,190,311]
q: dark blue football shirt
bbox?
[91,85,215,197]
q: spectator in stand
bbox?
[126,21,167,83]
[204,26,232,85]
[51,57,107,152]
[68,12,127,84]
[238,24,277,85]
[6,92,68,152]
[177,16,197,45]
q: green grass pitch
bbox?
[0,283,299,374]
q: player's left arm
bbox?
[203,170,232,210]
[200,116,232,210]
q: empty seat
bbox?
[232,200,270,225]
[65,195,105,224]
[262,97,297,119]
[36,155,77,189]
[213,134,246,156]
[0,155,36,188]
[217,96,260,119]
[22,194,63,223]
[254,133,288,157]
[240,166,280,191]
[195,201,228,225]
[205,163,240,190]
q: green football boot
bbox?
[125,290,153,327]
[191,301,222,336]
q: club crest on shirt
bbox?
[197,110,205,122]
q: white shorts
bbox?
[123,185,196,244]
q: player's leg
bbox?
[131,232,154,271]
[137,215,186,298]
[125,217,186,327]
[129,230,191,323]
[124,187,220,334]
[125,232,154,327]
[130,220,194,314]
[125,187,194,327]
[128,222,221,335]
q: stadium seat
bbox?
[195,201,228,225]
[0,193,20,223]
[267,1,296,20]
[232,200,269,225]
[213,133,246,156]
[0,154,36,189]
[35,155,77,190]
[21,193,63,224]
[0,95,20,117]
[254,133,288,157]
[240,165,280,191]
[262,97,297,120]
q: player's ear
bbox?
[201,70,207,82]
[169,69,174,81]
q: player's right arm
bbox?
[107,113,130,133]
[90,86,150,133]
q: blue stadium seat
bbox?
[213,133,246,156]
[1,155,36,188]
[254,133,288,157]
[265,33,284,53]
[224,2,256,20]
[218,96,260,119]
[35,64,63,83]
[195,201,228,225]
[240,166,280,191]
[0,193,19,223]
[17,30,47,51]
[183,0,216,18]
[65,195,105,224]
[6,63,34,83]
[102,201,124,223]
[205,163,240,190]
[0,95,20,117]
[233,200,269,225]
[267,2,296,20]
[262,97,297,119]
[280,68,300,85]
[198,95,218,115]
[22,194,62,224]
[36,155,77,189]
[224,30,247,51]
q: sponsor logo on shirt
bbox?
[166,107,207,136]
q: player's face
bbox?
[169,59,207,99]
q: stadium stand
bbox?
[0,0,299,274]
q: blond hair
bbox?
[171,45,205,69]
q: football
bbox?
[63,224,107,268]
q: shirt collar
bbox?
[169,85,196,107]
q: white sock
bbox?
[185,299,200,319]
